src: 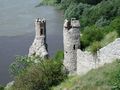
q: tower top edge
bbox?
[35,18,46,23]
[64,18,80,28]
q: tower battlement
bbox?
[35,18,46,38]
[35,18,46,25]
[64,18,80,30]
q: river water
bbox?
[0,0,63,85]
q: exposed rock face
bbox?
[28,18,48,58]
[77,38,120,75]
[63,18,80,74]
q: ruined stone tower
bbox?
[28,18,48,58]
[63,18,80,74]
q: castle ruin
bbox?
[63,18,80,74]
[63,18,120,75]
[28,18,48,58]
[28,18,120,75]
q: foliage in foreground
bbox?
[10,51,64,77]
[9,51,66,90]
[11,59,66,90]
[9,56,33,77]
[52,60,120,90]
[0,85,4,90]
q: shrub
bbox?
[0,85,4,90]
[95,16,110,27]
[64,3,90,19]
[83,0,102,5]
[80,25,104,49]
[53,50,64,60]
[9,56,34,77]
[89,41,101,55]
[110,16,120,36]
[81,0,120,27]
[42,0,57,5]
[100,31,118,47]
[11,57,67,90]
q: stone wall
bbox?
[98,38,120,65]
[63,19,80,74]
[77,38,120,75]
[77,49,95,75]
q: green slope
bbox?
[52,60,120,90]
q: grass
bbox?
[52,60,120,90]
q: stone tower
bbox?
[28,18,48,58]
[63,18,80,74]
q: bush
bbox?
[64,3,90,19]
[81,0,120,27]
[42,0,57,5]
[9,56,34,77]
[10,57,67,90]
[89,41,101,55]
[80,25,104,49]
[95,16,110,27]
[83,0,102,5]
[110,16,120,36]
[100,31,118,47]
[0,85,4,90]
[53,50,64,60]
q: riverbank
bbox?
[0,0,64,85]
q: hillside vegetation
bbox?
[0,85,4,90]
[52,60,120,90]
[8,51,66,90]
[4,0,120,90]
[41,0,120,51]
[8,55,120,90]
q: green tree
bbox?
[81,26,104,49]
[110,16,120,36]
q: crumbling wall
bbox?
[77,38,120,75]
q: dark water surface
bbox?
[0,0,63,85]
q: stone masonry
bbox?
[77,38,120,75]
[63,18,80,74]
[63,18,120,75]
[28,18,120,75]
[28,18,48,58]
